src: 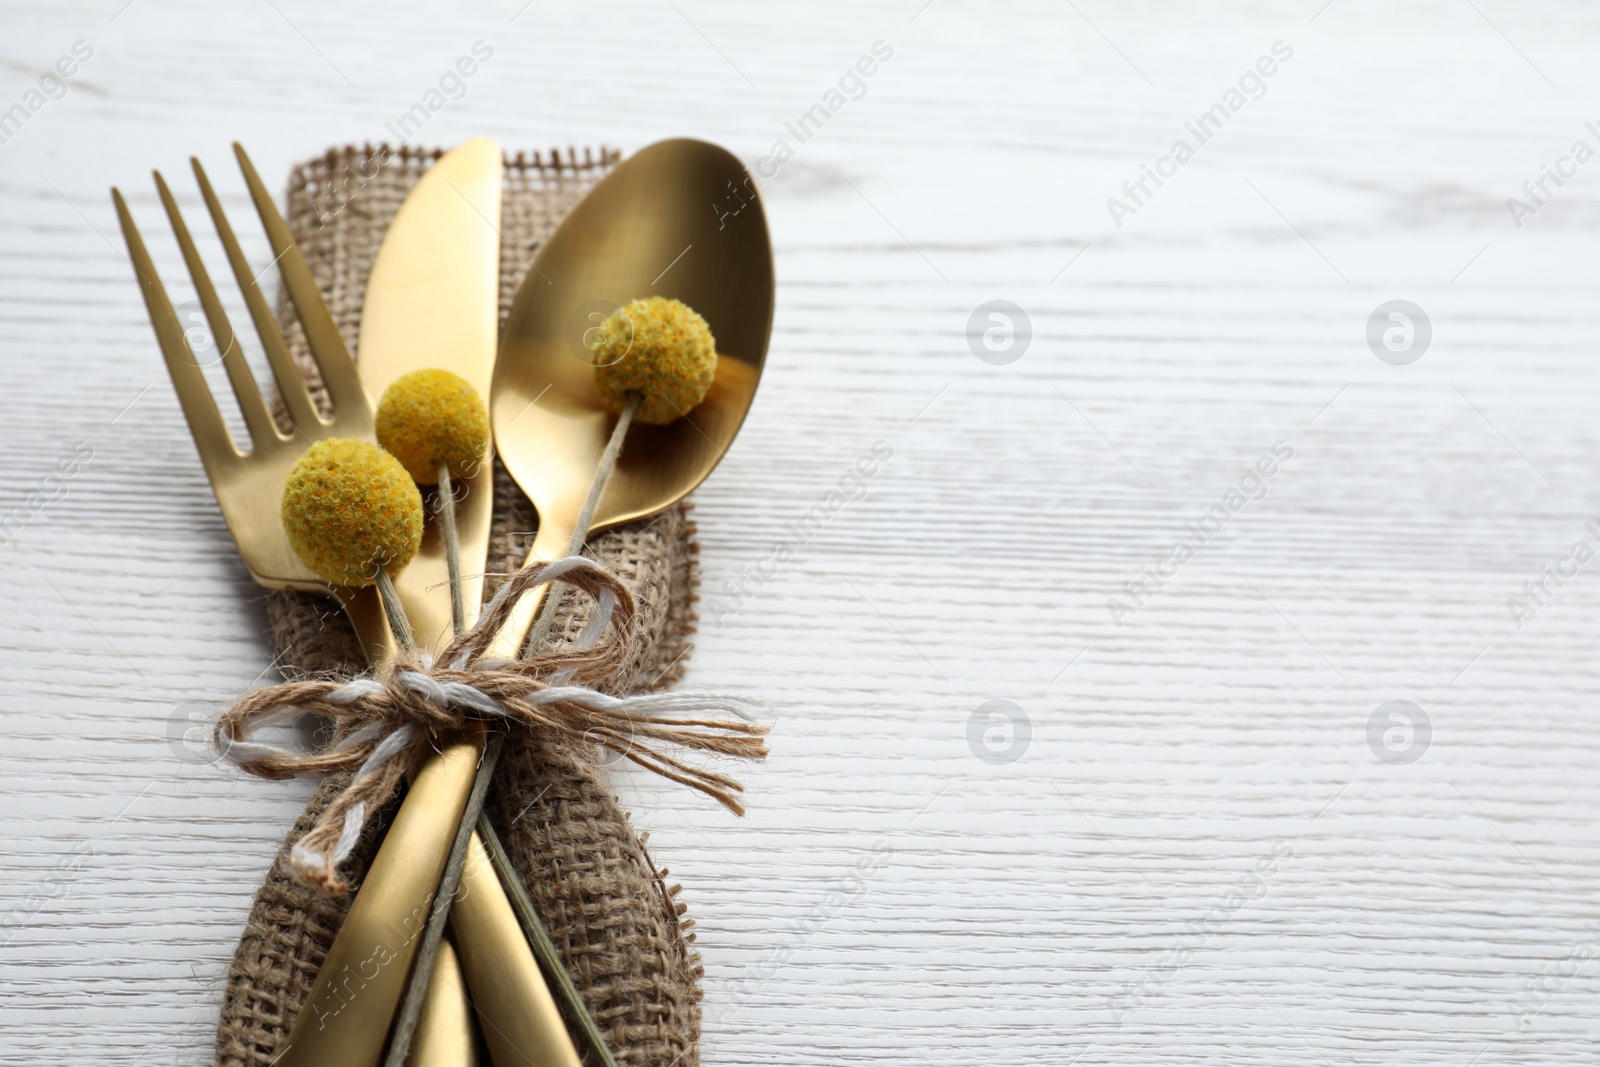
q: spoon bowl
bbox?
[490,138,774,648]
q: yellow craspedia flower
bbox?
[282,438,423,587]
[590,296,717,425]
[374,369,490,485]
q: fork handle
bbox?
[332,584,400,669]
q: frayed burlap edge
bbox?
[214,144,704,1067]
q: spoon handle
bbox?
[452,834,585,1067]
[484,520,572,658]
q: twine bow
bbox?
[217,556,769,894]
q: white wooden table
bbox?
[3,1,1599,1062]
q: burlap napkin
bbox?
[214,145,703,1067]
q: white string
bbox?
[286,724,417,882]
[290,799,368,881]
[396,671,505,717]
[335,719,389,753]
[355,723,416,780]
[328,678,384,703]
[575,588,616,650]
[224,554,763,881]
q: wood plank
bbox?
[2,0,1599,1062]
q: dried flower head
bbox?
[590,296,717,425]
[374,369,490,485]
[282,438,423,586]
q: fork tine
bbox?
[112,186,241,466]
[153,170,281,450]
[190,156,322,436]
[232,142,368,420]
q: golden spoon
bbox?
[450,137,773,1067]
[488,136,774,648]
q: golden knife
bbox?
[278,137,578,1067]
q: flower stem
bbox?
[437,462,465,636]
[524,390,641,656]
[374,566,414,652]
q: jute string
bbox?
[219,556,767,894]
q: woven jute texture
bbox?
[214,145,704,1067]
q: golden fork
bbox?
[113,148,398,657]
[112,147,485,1065]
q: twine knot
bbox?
[217,556,769,894]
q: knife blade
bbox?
[360,135,503,653]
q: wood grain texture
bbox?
[3,0,1600,1063]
